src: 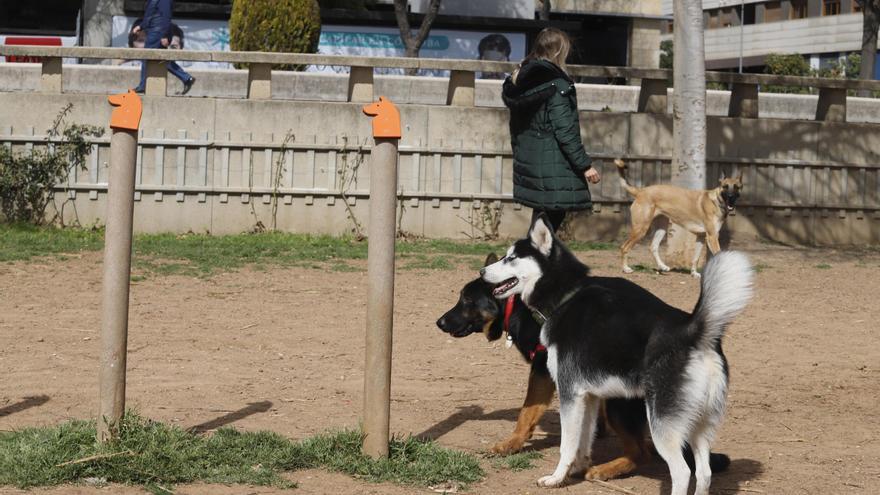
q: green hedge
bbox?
[229,0,321,71]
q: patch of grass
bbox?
[330,261,364,272]
[491,451,543,471]
[402,255,454,270]
[629,264,656,274]
[0,414,484,492]
[0,413,303,489]
[815,263,832,269]
[753,264,767,273]
[567,240,616,251]
[396,238,506,256]
[0,224,604,278]
[133,232,369,276]
[300,429,483,486]
[0,223,103,262]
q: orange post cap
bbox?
[108,89,143,131]
[362,96,401,139]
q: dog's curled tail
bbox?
[614,158,640,197]
[690,251,754,350]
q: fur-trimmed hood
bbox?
[502,59,572,111]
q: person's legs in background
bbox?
[166,61,195,94]
[134,29,163,93]
[531,209,567,233]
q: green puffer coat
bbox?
[502,59,592,211]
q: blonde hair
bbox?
[512,28,571,83]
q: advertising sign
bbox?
[313,25,525,78]
[0,35,77,63]
[111,16,232,69]
[110,17,525,77]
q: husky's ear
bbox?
[529,215,554,256]
[719,170,726,183]
[736,171,743,184]
[484,253,499,266]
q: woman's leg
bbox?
[532,209,567,233]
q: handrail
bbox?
[2,44,878,91]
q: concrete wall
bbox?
[704,13,869,63]
[3,63,880,123]
[629,18,663,69]
[1,84,878,246]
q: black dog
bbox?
[437,253,732,481]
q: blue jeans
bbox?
[134,28,192,91]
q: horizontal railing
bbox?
[2,45,879,122]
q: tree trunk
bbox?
[857,0,879,97]
[668,0,708,268]
[394,0,442,74]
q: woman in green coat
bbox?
[502,28,600,232]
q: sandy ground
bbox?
[1,241,879,495]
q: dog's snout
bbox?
[479,268,486,277]
[436,317,446,329]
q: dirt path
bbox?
[1,242,879,494]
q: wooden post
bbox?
[361,96,401,458]
[98,90,143,442]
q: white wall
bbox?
[704,13,868,61]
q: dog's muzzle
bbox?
[721,192,739,212]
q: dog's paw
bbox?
[585,459,637,481]
[622,266,634,274]
[658,264,671,272]
[585,465,613,481]
[490,438,524,455]
[691,271,702,279]
[537,474,567,488]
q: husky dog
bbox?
[481,214,753,495]
[436,254,731,481]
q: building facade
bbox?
[661,0,879,75]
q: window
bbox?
[0,0,79,35]
[823,0,841,15]
[790,0,808,19]
[743,4,756,24]
[764,1,783,22]
[721,8,735,27]
[707,9,720,29]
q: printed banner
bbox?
[313,25,526,78]
[111,16,232,69]
[110,17,525,77]
[0,35,77,63]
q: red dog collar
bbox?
[503,296,516,333]
[504,296,547,360]
[529,344,547,360]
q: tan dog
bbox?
[616,159,743,278]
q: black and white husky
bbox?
[481,214,753,495]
